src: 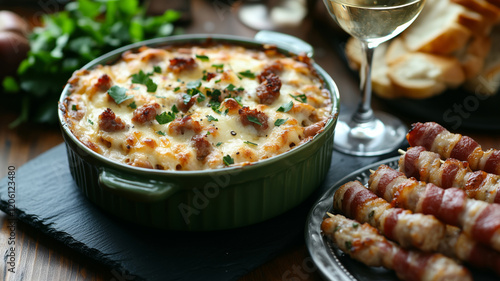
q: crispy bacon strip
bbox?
[369,165,500,252]
[336,180,500,275]
[407,122,500,175]
[400,146,500,203]
[321,214,472,281]
[334,181,445,251]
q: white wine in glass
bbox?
[323,0,425,156]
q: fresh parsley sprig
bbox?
[4,0,180,126]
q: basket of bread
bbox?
[344,0,500,99]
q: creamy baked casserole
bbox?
[61,43,332,170]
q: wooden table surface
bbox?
[1,1,499,280]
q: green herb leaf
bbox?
[226,84,236,91]
[108,85,133,104]
[277,101,294,113]
[2,76,19,92]
[244,141,258,146]
[207,115,218,122]
[216,142,223,147]
[182,94,192,105]
[186,79,201,89]
[290,93,307,103]
[157,130,166,136]
[212,64,224,73]
[238,70,255,79]
[197,92,206,103]
[131,70,157,92]
[234,96,243,106]
[88,119,94,125]
[246,115,262,126]
[223,155,234,166]
[72,104,77,111]
[345,241,352,251]
[274,118,288,127]
[153,66,162,73]
[174,86,180,92]
[352,223,359,229]
[171,104,179,114]
[128,101,137,109]
[156,111,176,124]
[196,54,209,61]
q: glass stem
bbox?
[351,41,376,124]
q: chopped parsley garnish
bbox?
[207,115,218,122]
[88,119,94,125]
[182,94,192,105]
[352,223,359,229]
[156,111,176,124]
[345,241,352,251]
[246,115,262,126]
[171,104,179,114]
[153,66,162,73]
[244,141,258,146]
[234,96,243,106]
[216,142,223,147]
[157,130,166,136]
[107,85,133,104]
[131,70,157,92]
[274,118,288,127]
[128,101,137,109]
[223,155,234,166]
[368,210,375,218]
[290,93,307,103]
[174,87,180,92]
[187,88,202,97]
[238,70,255,79]
[197,92,206,102]
[154,95,166,99]
[226,84,237,91]
[277,101,294,113]
[209,100,221,113]
[71,104,77,111]
[196,54,209,61]
[214,79,221,83]
[212,64,224,73]
[187,79,202,89]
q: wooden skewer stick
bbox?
[326,212,334,218]
[398,148,444,164]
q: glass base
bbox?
[334,111,407,156]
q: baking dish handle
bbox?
[254,30,314,57]
[98,168,179,202]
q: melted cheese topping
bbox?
[63,44,332,170]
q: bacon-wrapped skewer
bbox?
[321,214,472,281]
[406,122,500,175]
[369,165,500,252]
[334,180,445,251]
[336,180,500,275]
[400,146,500,204]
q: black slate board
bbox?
[0,142,405,281]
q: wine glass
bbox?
[322,0,425,156]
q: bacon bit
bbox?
[192,134,212,161]
[257,61,283,83]
[65,95,86,121]
[205,72,216,82]
[98,108,126,132]
[238,107,269,131]
[256,73,281,105]
[94,74,112,92]
[168,116,202,135]
[221,98,241,114]
[132,103,161,124]
[177,95,196,112]
[168,57,197,73]
[142,138,157,149]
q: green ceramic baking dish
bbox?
[58,31,340,231]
